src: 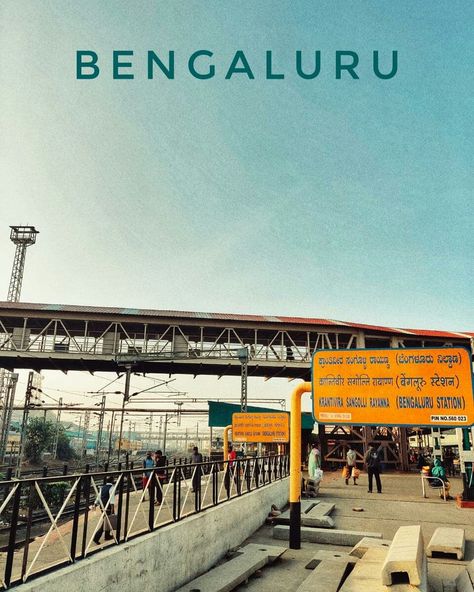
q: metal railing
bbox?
[0,454,289,588]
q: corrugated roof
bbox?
[0,301,471,339]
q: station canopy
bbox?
[208,401,314,430]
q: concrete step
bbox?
[349,537,392,559]
[273,524,382,546]
[175,543,287,592]
[427,527,465,560]
[275,501,335,528]
[305,549,357,570]
[455,559,474,592]
[381,525,425,587]
[297,558,354,592]
[340,547,428,592]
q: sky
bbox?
[0,1,472,429]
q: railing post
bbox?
[212,462,218,505]
[172,469,178,521]
[63,464,68,475]
[236,460,241,495]
[148,469,155,532]
[70,475,82,562]
[81,471,91,558]
[4,482,21,587]
[124,470,131,540]
[21,483,34,580]
[115,472,125,542]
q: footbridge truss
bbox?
[0,301,471,378]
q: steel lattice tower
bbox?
[0,226,39,460]
[7,226,39,302]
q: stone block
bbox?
[455,566,474,592]
[305,549,357,570]
[175,543,287,592]
[381,525,424,586]
[349,537,392,559]
[427,527,465,560]
[340,547,428,592]
[276,501,335,529]
[297,558,353,592]
[273,525,382,546]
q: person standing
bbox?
[346,444,358,485]
[93,476,116,544]
[191,446,203,493]
[142,451,154,501]
[308,443,321,479]
[365,442,383,494]
[443,448,455,477]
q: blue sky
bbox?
[1,0,472,334]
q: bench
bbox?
[420,474,447,501]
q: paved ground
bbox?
[234,470,473,592]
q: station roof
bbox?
[0,301,471,340]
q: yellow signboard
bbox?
[232,412,290,443]
[312,347,474,427]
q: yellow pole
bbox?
[223,425,232,460]
[289,381,312,549]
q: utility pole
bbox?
[237,347,249,412]
[163,413,168,455]
[117,365,131,461]
[147,413,153,450]
[52,397,63,459]
[0,373,18,462]
[95,395,106,467]
[0,226,39,458]
[107,411,115,465]
[15,372,34,477]
[81,410,90,458]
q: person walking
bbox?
[93,476,116,544]
[346,444,358,485]
[191,446,203,493]
[365,442,383,494]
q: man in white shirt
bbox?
[346,444,358,485]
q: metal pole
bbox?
[107,411,115,465]
[289,382,311,550]
[96,395,105,467]
[53,397,63,459]
[0,373,18,462]
[163,413,168,455]
[16,372,34,477]
[117,365,131,461]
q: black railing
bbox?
[0,454,289,588]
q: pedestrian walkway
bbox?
[234,471,473,592]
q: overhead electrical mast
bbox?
[7,226,39,302]
[0,226,39,461]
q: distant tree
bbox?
[56,427,77,461]
[24,418,55,464]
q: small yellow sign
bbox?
[312,347,474,427]
[232,412,290,443]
